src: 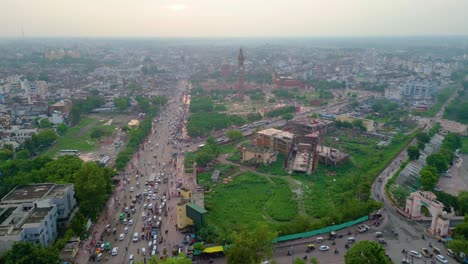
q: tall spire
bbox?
[237,48,245,100]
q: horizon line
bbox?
[1,34,468,40]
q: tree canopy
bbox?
[75,162,113,220]
[344,241,391,264]
[0,242,60,264]
[226,130,243,141]
[407,145,421,161]
[225,223,276,264]
[114,97,131,111]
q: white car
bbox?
[409,250,422,259]
[129,187,134,192]
[152,194,157,200]
[111,247,118,256]
[119,233,125,241]
[128,219,134,226]
[435,254,448,264]
[319,245,330,251]
[124,227,129,234]
[148,241,153,248]
[133,232,139,242]
[129,254,134,260]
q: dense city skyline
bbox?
[1,0,468,37]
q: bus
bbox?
[60,150,79,156]
[239,125,249,131]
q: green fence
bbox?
[273,215,370,243]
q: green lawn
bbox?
[43,117,115,157]
[205,172,273,230]
[265,177,298,222]
[461,137,468,154]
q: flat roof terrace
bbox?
[24,207,52,225]
[1,184,55,203]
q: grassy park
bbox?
[43,117,115,157]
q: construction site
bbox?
[240,117,350,175]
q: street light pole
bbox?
[290,246,294,264]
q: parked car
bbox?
[111,247,118,256]
[119,233,125,241]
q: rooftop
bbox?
[274,130,294,140]
[257,128,282,137]
[1,184,55,203]
[24,207,53,225]
[44,184,71,199]
[187,203,207,214]
[243,145,276,153]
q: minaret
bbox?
[237,48,245,100]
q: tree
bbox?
[293,258,306,264]
[114,97,130,111]
[136,254,192,264]
[282,113,294,120]
[74,162,111,220]
[69,211,87,236]
[226,130,244,141]
[38,118,52,128]
[392,186,411,207]
[0,242,59,264]
[121,125,130,133]
[0,149,13,161]
[56,123,68,136]
[15,149,31,159]
[416,132,431,144]
[344,241,391,264]
[420,166,438,191]
[35,130,58,147]
[457,191,468,215]
[90,127,104,140]
[309,257,320,264]
[426,153,449,173]
[225,223,276,264]
[407,146,421,161]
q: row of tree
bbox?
[265,106,296,118]
[335,120,367,132]
[0,155,114,220]
[115,96,168,170]
[187,113,246,137]
[69,95,105,125]
[420,133,462,191]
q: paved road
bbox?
[86,80,197,264]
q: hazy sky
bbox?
[1,0,468,37]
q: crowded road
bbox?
[92,80,197,264]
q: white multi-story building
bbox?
[0,126,38,144]
[0,184,77,253]
[399,80,437,100]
